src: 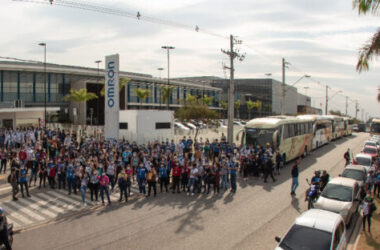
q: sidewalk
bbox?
[355,195,380,250]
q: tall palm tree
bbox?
[246,100,255,120]
[234,100,241,119]
[100,78,130,96]
[354,0,380,72]
[64,88,98,124]
[161,86,175,109]
[135,88,150,109]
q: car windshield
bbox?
[342,169,365,182]
[363,147,377,155]
[356,157,371,166]
[279,224,331,250]
[321,183,353,202]
[245,128,275,147]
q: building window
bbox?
[119,123,128,129]
[156,122,171,129]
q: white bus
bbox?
[298,115,332,150]
[370,118,380,136]
[343,117,354,136]
[241,116,313,163]
[324,115,345,140]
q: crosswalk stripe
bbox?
[5,199,45,221]
[16,197,57,218]
[1,203,34,225]
[54,189,90,204]
[37,193,79,211]
[29,195,65,214]
[47,191,85,206]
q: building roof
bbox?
[0,61,222,92]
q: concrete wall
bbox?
[0,111,44,128]
[119,110,174,144]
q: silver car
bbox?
[314,177,360,227]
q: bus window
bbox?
[289,124,295,137]
[283,124,289,139]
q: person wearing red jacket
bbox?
[18,148,27,167]
[172,161,181,193]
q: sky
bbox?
[1,0,379,119]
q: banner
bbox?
[104,54,120,140]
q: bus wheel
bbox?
[302,147,308,158]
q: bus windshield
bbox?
[245,128,276,147]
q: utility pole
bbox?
[345,96,348,116]
[355,101,359,119]
[281,58,285,115]
[221,34,245,145]
[325,85,328,115]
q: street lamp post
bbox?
[281,74,310,115]
[38,42,47,129]
[161,46,175,108]
[95,60,101,125]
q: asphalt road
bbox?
[12,133,369,250]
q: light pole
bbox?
[94,60,101,125]
[325,88,342,115]
[38,42,47,129]
[161,46,175,108]
[157,68,164,108]
[282,73,310,115]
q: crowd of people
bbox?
[1,128,282,208]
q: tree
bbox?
[64,88,98,125]
[185,93,198,105]
[234,100,241,119]
[175,104,219,141]
[220,100,228,110]
[64,88,98,103]
[353,0,380,72]
[201,94,214,106]
[100,78,130,96]
[161,86,175,109]
[135,88,150,109]
[246,100,255,120]
[329,110,343,116]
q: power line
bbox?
[12,0,228,39]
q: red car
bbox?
[362,145,378,160]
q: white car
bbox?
[314,177,360,227]
[353,153,373,172]
[275,209,347,250]
[174,122,190,131]
[184,122,197,130]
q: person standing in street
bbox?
[19,166,30,198]
[99,171,111,206]
[137,164,147,196]
[147,167,157,197]
[362,193,375,233]
[229,161,238,193]
[158,163,168,193]
[172,160,181,193]
[344,148,350,166]
[9,168,19,201]
[80,172,88,206]
[118,166,128,202]
[263,155,276,183]
[290,158,300,195]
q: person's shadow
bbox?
[291,196,301,213]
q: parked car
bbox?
[353,153,372,172]
[184,122,197,130]
[314,177,360,227]
[342,165,367,188]
[362,145,378,161]
[174,122,190,131]
[363,140,380,150]
[275,209,346,250]
[353,124,359,132]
